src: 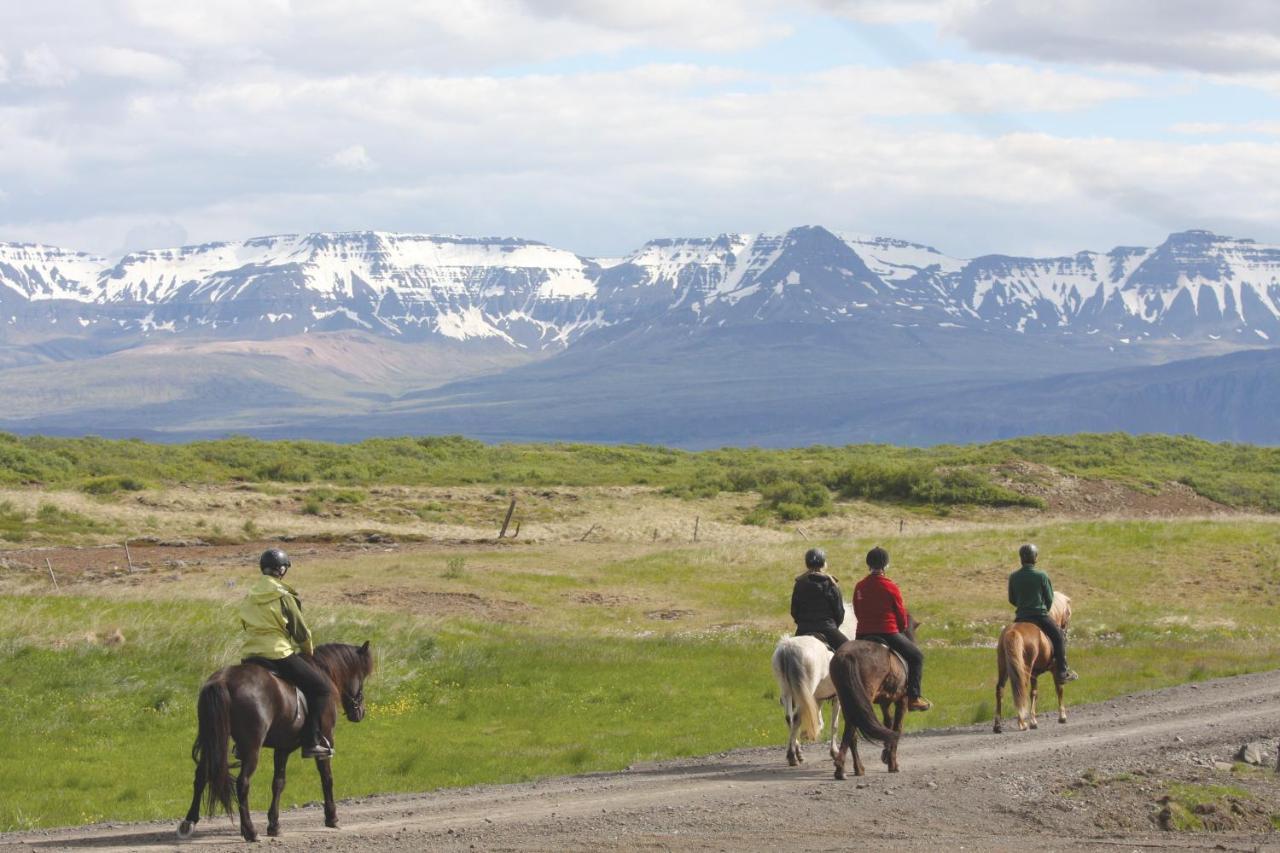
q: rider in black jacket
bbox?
[791,548,848,651]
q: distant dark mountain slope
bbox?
[862,347,1280,445]
[259,322,1145,447]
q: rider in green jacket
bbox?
[1008,543,1078,683]
[239,549,335,758]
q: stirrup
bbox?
[302,743,334,759]
[301,734,334,759]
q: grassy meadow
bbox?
[2,433,1279,831]
[2,511,1280,831]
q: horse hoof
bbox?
[993,724,1002,734]
[834,768,846,780]
[176,820,195,839]
[796,752,804,764]
[325,819,340,829]
[787,754,798,767]
[1029,722,1038,730]
[1058,716,1067,724]
[267,826,281,838]
[243,832,259,843]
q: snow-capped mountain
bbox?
[3,226,1280,349]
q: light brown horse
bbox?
[993,593,1071,733]
[178,642,374,842]
[829,617,920,779]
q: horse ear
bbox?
[360,640,371,654]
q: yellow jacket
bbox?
[239,575,314,660]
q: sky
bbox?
[1,0,1279,259]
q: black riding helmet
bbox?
[804,547,827,571]
[260,548,291,577]
[866,546,889,572]
[1019,543,1039,565]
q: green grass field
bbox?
[2,516,1278,832]
[6,432,1280,511]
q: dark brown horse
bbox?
[177,642,375,842]
[829,618,920,779]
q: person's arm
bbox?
[1008,573,1016,608]
[888,579,908,630]
[828,582,846,626]
[1041,573,1055,613]
[790,582,803,624]
[281,594,315,656]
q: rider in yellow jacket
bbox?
[239,549,334,759]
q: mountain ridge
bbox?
[4,226,1279,352]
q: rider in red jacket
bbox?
[853,546,931,712]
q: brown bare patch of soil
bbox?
[645,608,695,620]
[340,588,529,619]
[991,461,1235,517]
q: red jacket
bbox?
[853,572,908,635]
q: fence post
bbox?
[498,498,517,538]
[693,517,700,542]
[124,540,135,573]
[46,558,59,592]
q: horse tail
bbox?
[192,677,233,817]
[830,650,898,747]
[776,643,822,741]
[1002,629,1030,721]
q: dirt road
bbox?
[6,670,1279,852]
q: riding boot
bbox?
[301,714,333,759]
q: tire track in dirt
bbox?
[6,670,1280,852]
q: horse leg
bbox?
[316,757,339,828]
[883,699,904,772]
[994,661,1006,734]
[1029,676,1039,730]
[833,720,855,780]
[234,742,260,842]
[178,761,205,838]
[267,749,290,837]
[851,726,865,777]
[828,698,841,763]
[782,691,800,766]
[1056,678,1067,724]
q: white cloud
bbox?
[1170,120,1280,136]
[324,144,376,172]
[944,0,1280,73]
[18,45,76,87]
[811,0,951,24]
[84,46,184,82]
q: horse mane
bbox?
[1049,592,1072,628]
[313,643,374,681]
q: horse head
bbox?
[1050,592,1072,630]
[316,641,375,723]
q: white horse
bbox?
[771,605,856,766]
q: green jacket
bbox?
[1008,564,1054,620]
[239,575,314,660]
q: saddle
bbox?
[860,636,908,674]
[242,658,308,727]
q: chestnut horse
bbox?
[993,593,1071,733]
[178,642,374,842]
[829,617,921,779]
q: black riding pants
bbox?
[796,623,849,652]
[858,632,924,698]
[245,653,335,745]
[1015,615,1069,671]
